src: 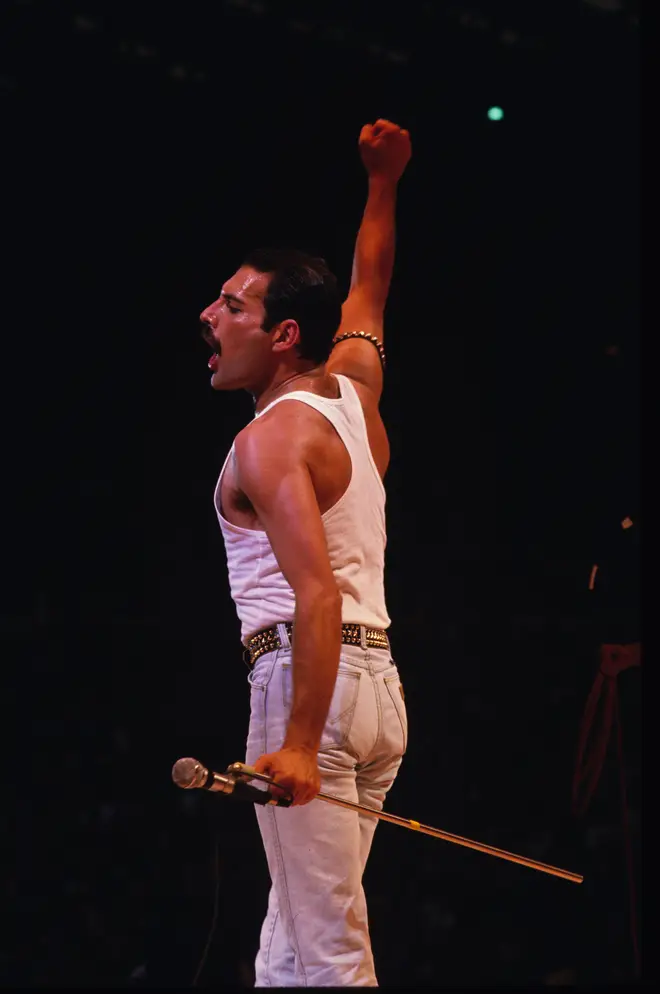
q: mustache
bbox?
[200,320,218,351]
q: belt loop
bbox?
[277,622,291,649]
[359,624,367,651]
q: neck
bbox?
[253,364,322,413]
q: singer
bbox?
[199,120,411,986]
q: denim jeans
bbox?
[245,624,407,987]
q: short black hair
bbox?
[242,247,343,364]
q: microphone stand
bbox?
[221,761,584,884]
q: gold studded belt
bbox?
[243,622,390,667]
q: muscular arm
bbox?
[326,119,411,399]
[349,175,398,320]
[234,407,342,802]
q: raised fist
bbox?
[359,119,411,182]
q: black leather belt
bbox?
[243,621,390,667]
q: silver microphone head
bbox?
[172,757,208,789]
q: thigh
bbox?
[246,649,366,899]
[255,770,371,985]
[258,765,362,892]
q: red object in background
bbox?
[572,642,641,978]
[572,643,640,817]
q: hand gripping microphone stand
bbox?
[172,757,583,884]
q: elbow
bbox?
[295,584,342,615]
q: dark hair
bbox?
[242,247,343,364]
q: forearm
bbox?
[350,176,398,307]
[283,591,343,754]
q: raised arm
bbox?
[326,119,411,401]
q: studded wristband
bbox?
[331,330,386,370]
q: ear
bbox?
[271,319,302,354]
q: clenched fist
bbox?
[359,119,411,183]
[253,745,321,807]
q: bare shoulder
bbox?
[235,400,319,465]
[236,378,389,482]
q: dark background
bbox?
[3,0,640,987]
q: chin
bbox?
[210,370,251,393]
[210,374,231,391]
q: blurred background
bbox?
[3,0,640,987]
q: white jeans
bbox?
[245,625,407,987]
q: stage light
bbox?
[487,106,504,121]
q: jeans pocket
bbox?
[384,674,408,755]
[247,652,280,730]
[247,651,279,689]
[281,663,361,750]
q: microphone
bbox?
[171,757,292,807]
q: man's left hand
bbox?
[253,746,320,806]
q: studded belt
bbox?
[243,621,390,667]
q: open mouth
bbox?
[201,322,220,371]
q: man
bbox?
[200,119,411,986]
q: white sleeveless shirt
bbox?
[214,374,391,642]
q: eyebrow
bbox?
[220,291,245,306]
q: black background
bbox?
[4,0,640,987]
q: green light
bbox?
[487,106,504,121]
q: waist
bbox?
[243,621,390,667]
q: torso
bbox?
[219,373,389,530]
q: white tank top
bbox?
[214,374,391,642]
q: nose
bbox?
[200,305,217,328]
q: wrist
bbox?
[367,174,398,195]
